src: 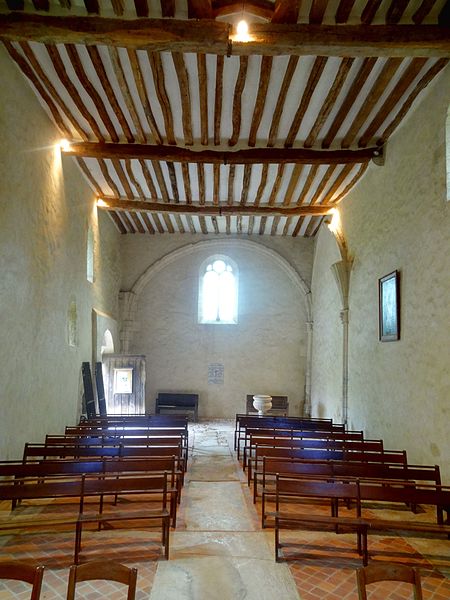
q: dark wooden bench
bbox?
[0,472,173,563]
[234,415,345,452]
[22,443,186,473]
[254,456,441,503]
[238,427,364,459]
[246,395,289,416]
[270,476,368,564]
[0,456,184,512]
[155,393,199,422]
[43,435,189,464]
[79,415,188,427]
[247,445,407,486]
[244,436,384,473]
[270,476,450,565]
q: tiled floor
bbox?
[0,420,449,599]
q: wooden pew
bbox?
[234,415,345,453]
[0,472,173,563]
[237,426,364,460]
[22,443,186,473]
[270,476,368,564]
[0,456,184,510]
[270,476,450,565]
[43,435,188,465]
[247,445,407,485]
[243,436,384,472]
[253,456,441,503]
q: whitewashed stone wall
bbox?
[311,65,450,481]
[120,236,313,417]
[0,47,121,460]
[310,227,344,422]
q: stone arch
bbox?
[118,239,313,415]
[101,329,114,355]
[121,239,311,328]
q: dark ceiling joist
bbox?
[1,14,450,57]
[98,197,335,216]
[188,0,213,19]
[64,142,381,164]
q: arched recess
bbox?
[119,239,313,415]
[101,329,114,355]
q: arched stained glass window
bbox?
[199,256,238,324]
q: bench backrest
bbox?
[254,446,407,466]
[23,443,183,463]
[156,393,199,408]
[60,427,187,438]
[275,475,362,513]
[250,436,383,452]
[44,436,185,447]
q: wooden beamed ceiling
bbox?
[1,1,449,237]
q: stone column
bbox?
[303,320,313,418]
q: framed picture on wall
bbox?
[113,368,133,394]
[379,270,400,342]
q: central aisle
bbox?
[149,421,300,600]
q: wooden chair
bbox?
[66,561,137,600]
[356,564,423,600]
[0,562,44,600]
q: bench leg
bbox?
[361,527,368,566]
[275,518,280,562]
[74,520,82,565]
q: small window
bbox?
[198,256,238,324]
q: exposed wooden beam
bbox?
[161,0,175,18]
[413,1,438,25]
[272,0,299,24]
[63,142,381,164]
[267,55,299,146]
[248,55,273,147]
[361,0,382,25]
[148,51,176,144]
[335,0,357,24]
[134,0,148,17]
[321,57,377,148]
[13,41,84,140]
[309,0,328,24]
[197,54,209,146]
[97,197,336,216]
[188,0,213,19]
[228,56,248,147]
[87,45,134,143]
[172,52,194,145]
[83,0,99,14]
[214,55,224,146]
[2,16,450,57]
[304,56,354,148]
[284,56,328,147]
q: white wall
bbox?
[121,236,313,417]
[0,46,122,460]
[311,65,450,481]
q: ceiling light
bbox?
[97,198,108,207]
[59,139,71,152]
[235,20,250,42]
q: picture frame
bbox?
[113,368,133,394]
[378,270,400,342]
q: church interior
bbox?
[1,0,449,597]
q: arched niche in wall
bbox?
[119,239,313,417]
